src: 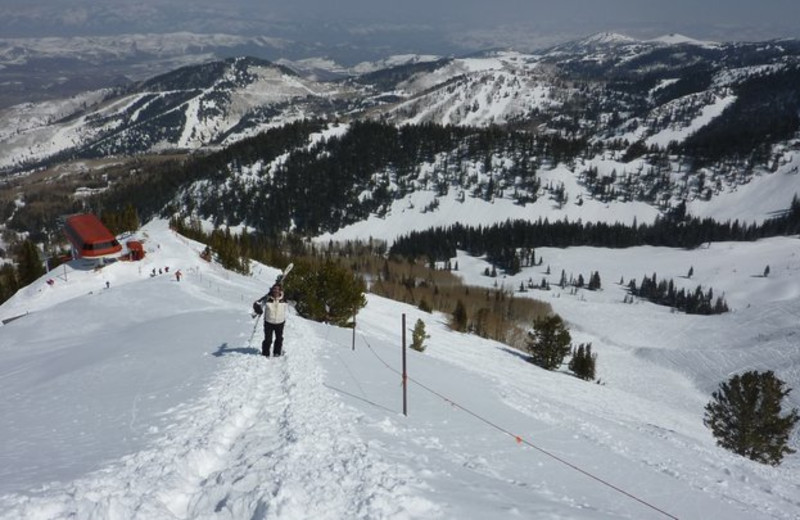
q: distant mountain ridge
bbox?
[4,33,800,174]
[0,56,351,171]
[3,33,800,245]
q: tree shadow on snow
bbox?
[213,342,260,357]
[499,346,532,363]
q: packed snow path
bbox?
[0,315,434,519]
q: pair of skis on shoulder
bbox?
[274,262,293,286]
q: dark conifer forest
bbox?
[388,195,800,268]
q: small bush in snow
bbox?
[410,319,429,352]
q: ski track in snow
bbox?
[0,315,437,520]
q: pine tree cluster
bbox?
[90,120,587,240]
[390,198,800,264]
[568,343,597,381]
[627,273,729,315]
[15,240,46,287]
[169,217,251,275]
[100,204,141,236]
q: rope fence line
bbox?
[328,324,370,400]
[358,335,680,520]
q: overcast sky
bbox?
[265,0,799,27]
[3,0,800,49]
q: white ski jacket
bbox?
[263,297,287,324]
[257,289,287,325]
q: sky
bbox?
[2,0,800,51]
[0,218,798,519]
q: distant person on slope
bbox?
[254,283,288,357]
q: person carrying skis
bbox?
[254,283,288,357]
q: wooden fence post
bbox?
[402,313,408,416]
[352,306,357,351]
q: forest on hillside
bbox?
[92,120,584,237]
[388,196,800,272]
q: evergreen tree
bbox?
[451,299,468,332]
[410,319,430,352]
[123,204,141,232]
[284,259,367,327]
[0,263,20,304]
[381,260,391,281]
[101,204,140,236]
[509,253,521,275]
[588,271,602,290]
[16,240,45,286]
[569,342,597,381]
[526,314,572,370]
[418,298,433,313]
[764,265,771,277]
[704,370,799,466]
[210,227,250,274]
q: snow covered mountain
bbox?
[3,33,800,175]
[0,57,351,171]
[3,33,800,259]
[0,219,798,519]
[2,30,800,520]
[0,32,319,110]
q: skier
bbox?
[254,283,288,357]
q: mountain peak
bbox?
[649,33,719,48]
[545,32,638,54]
[582,32,638,46]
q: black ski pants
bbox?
[262,321,285,357]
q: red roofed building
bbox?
[126,240,145,261]
[63,214,122,259]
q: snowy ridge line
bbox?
[358,335,681,520]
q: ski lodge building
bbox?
[63,214,122,260]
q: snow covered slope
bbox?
[373,51,560,127]
[1,220,799,519]
[315,155,800,246]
